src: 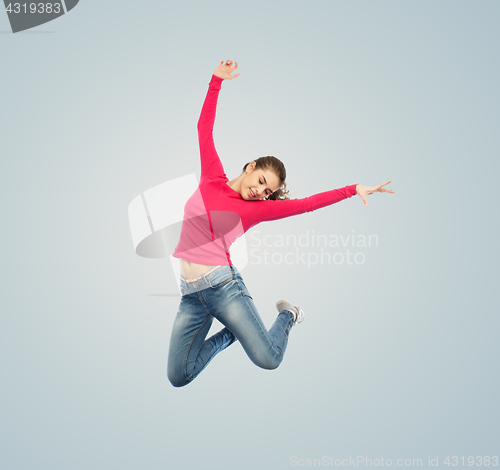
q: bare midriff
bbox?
[179,258,222,280]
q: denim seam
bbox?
[208,277,234,290]
[190,334,235,380]
[278,311,295,332]
[236,281,276,352]
[182,313,211,383]
[184,299,234,382]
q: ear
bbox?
[247,161,256,173]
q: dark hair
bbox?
[242,156,290,201]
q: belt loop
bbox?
[229,264,235,280]
[202,271,213,288]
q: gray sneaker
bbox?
[275,299,305,326]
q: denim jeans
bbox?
[167,264,295,387]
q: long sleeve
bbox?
[252,184,358,223]
[197,74,226,179]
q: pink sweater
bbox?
[171,74,358,266]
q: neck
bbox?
[226,173,245,194]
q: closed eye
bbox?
[259,179,271,195]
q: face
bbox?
[241,162,281,201]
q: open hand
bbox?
[356,181,394,206]
[213,59,241,80]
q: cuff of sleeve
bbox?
[348,184,358,196]
[209,74,223,90]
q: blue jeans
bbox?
[167,264,295,387]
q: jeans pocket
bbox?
[209,277,234,290]
[236,278,253,300]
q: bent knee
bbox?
[254,356,281,371]
[167,367,191,388]
[168,376,190,388]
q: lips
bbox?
[249,189,255,198]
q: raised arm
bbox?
[197,74,225,178]
[197,60,241,179]
[252,184,359,223]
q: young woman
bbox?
[167,59,394,387]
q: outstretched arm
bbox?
[253,184,359,223]
[197,60,240,179]
[252,181,395,223]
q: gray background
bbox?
[1,1,498,469]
